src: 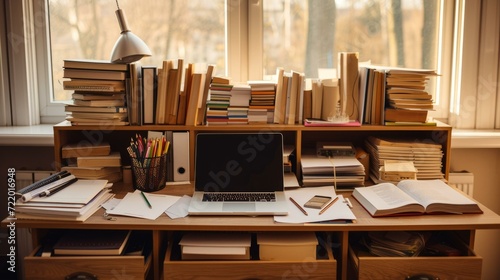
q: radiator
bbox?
[15,170,56,279]
[448,171,474,196]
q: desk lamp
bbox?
[110,0,152,63]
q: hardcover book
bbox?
[62,142,110,159]
[63,59,129,71]
[352,179,483,217]
[76,152,121,167]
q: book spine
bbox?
[63,85,119,92]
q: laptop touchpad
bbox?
[223,203,256,212]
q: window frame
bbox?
[2,0,495,128]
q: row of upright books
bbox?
[61,57,438,127]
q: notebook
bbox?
[188,132,288,216]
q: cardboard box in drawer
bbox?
[257,231,318,261]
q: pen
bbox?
[141,191,152,208]
[345,198,353,208]
[289,197,308,216]
[319,196,339,215]
[39,177,78,197]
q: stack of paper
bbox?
[365,136,444,183]
[179,232,251,260]
[275,186,356,224]
[15,177,113,222]
[301,154,365,190]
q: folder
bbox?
[173,131,190,181]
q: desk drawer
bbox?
[24,246,151,280]
[164,242,337,279]
[348,246,482,280]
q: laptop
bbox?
[188,132,289,216]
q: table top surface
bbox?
[5,182,500,231]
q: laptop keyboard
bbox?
[203,193,276,202]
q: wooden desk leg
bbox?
[152,230,162,280]
[340,231,349,280]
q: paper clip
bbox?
[103,212,117,221]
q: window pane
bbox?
[49,0,225,101]
[263,0,439,78]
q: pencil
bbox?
[289,197,308,216]
[141,191,152,209]
[319,196,339,215]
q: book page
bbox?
[357,183,420,210]
[396,179,476,208]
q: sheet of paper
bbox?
[165,195,191,219]
[106,190,181,220]
[101,197,121,211]
[274,186,356,223]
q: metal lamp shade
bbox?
[110,9,151,64]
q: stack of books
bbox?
[384,68,437,124]
[227,84,251,124]
[205,82,232,125]
[364,136,444,183]
[178,232,251,260]
[15,171,113,221]
[62,59,129,126]
[247,80,276,124]
[359,66,438,125]
[60,142,122,183]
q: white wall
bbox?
[450,148,500,280]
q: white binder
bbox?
[173,131,190,181]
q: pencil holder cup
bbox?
[131,154,167,192]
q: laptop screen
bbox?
[195,132,284,192]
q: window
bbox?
[48,0,226,102]
[2,0,498,128]
[262,1,440,76]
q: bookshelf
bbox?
[7,121,500,280]
[52,120,452,183]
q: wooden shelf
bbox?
[53,121,452,181]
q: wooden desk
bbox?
[6,182,500,280]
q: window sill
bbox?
[0,125,499,148]
[0,125,54,146]
[451,129,500,149]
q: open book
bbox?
[352,179,482,217]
